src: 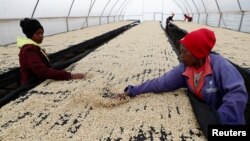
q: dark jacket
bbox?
[184,15,192,22]
[18,37,71,85]
[166,15,174,24]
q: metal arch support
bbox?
[118,0,133,21]
[201,0,208,25]
[100,0,112,25]
[114,0,129,21]
[162,0,164,22]
[87,0,97,27]
[214,0,221,27]
[191,0,200,23]
[82,0,97,28]
[119,0,133,16]
[179,0,189,15]
[183,0,194,17]
[121,0,135,18]
[115,0,128,16]
[237,0,244,31]
[66,0,75,32]
[107,0,120,23]
[31,0,40,18]
[173,0,185,16]
[81,0,93,28]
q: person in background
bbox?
[165,12,175,32]
[18,18,86,85]
[184,14,193,22]
[112,28,248,125]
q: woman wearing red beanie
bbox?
[113,28,248,125]
[18,18,86,85]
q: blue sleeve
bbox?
[126,65,187,96]
[216,61,248,124]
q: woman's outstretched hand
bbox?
[111,92,129,100]
[71,73,86,79]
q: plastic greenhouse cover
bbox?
[110,0,125,16]
[34,0,72,18]
[1,0,250,45]
[118,0,134,16]
[143,0,164,13]
[0,0,249,19]
[239,0,250,11]
[193,0,205,13]
[0,0,37,19]
[217,0,240,12]
[69,0,92,17]
[163,0,182,14]
[200,0,218,13]
[101,0,121,16]
[185,0,197,14]
[179,0,192,14]
[124,0,142,16]
[89,0,111,16]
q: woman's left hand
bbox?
[111,92,129,100]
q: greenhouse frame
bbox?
[0,0,249,140]
[1,0,250,45]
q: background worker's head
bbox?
[20,18,44,44]
[179,28,216,66]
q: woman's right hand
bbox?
[71,73,86,79]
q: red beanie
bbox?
[179,28,216,59]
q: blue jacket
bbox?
[126,54,248,124]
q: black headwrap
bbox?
[20,18,43,39]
